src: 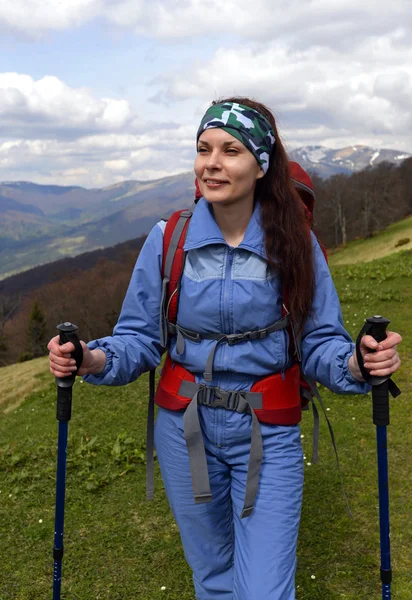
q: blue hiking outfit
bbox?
[83,196,371,599]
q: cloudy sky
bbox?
[1,0,411,187]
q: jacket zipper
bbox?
[223,247,234,333]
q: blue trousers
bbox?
[154,405,304,600]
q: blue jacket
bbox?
[83,197,371,396]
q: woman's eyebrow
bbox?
[197,140,242,148]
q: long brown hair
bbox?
[212,97,315,330]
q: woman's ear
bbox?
[256,167,265,180]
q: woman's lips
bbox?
[204,179,228,188]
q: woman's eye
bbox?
[197,147,208,153]
[226,148,238,154]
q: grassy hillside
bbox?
[328,215,412,266]
[0,246,411,599]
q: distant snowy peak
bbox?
[289,145,411,178]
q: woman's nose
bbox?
[205,150,221,170]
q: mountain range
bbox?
[0,144,410,281]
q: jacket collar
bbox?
[184,197,267,259]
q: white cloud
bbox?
[0,73,135,138]
[150,32,412,152]
[0,78,197,186]
[1,0,411,47]
[0,0,101,36]
[0,134,194,187]
[1,2,412,184]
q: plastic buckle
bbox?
[226,333,243,345]
[197,385,212,405]
[214,389,241,410]
[248,331,260,341]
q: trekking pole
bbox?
[52,322,83,600]
[355,316,401,600]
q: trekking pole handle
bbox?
[356,316,390,386]
[55,322,83,422]
[355,316,401,427]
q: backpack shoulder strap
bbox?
[160,205,194,347]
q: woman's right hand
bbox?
[47,336,106,378]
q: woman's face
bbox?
[194,128,264,207]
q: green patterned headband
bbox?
[196,102,275,173]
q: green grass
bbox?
[1,249,411,599]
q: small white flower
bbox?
[306,462,312,466]
[39,519,43,523]
[9,494,12,497]
[80,379,84,384]
[311,574,316,580]
[326,408,331,411]
[303,455,307,459]
[161,586,166,591]
[300,434,304,439]
[352,417,356,420]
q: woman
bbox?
[48,97,402,600]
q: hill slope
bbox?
[328,215,412,266]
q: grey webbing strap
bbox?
[159,278,169,348]
[179,380,263,408]
[173,314,290,383]
[204,339,225,382]
[311,397,320,464]
[305,377,353,518]
[180,381,263,518]
[183,391,213,504]
[236,397,263,519]
[173,315,290,345]
[146,369,156,500]
[176,327,185,355]
[290,319,302,362]
[160,208,193,348]
[301,387,319,464]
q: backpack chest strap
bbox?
[169,313,290,382]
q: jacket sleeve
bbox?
[82,222,165,386]
[300,232,371,395]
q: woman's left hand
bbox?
[349,331,402,381]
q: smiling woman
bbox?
[48,96,402,600]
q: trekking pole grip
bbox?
[356,316,393,427]
[55,322,83,422]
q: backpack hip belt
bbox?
[153,354,302,518]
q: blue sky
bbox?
[1,0,411,187]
